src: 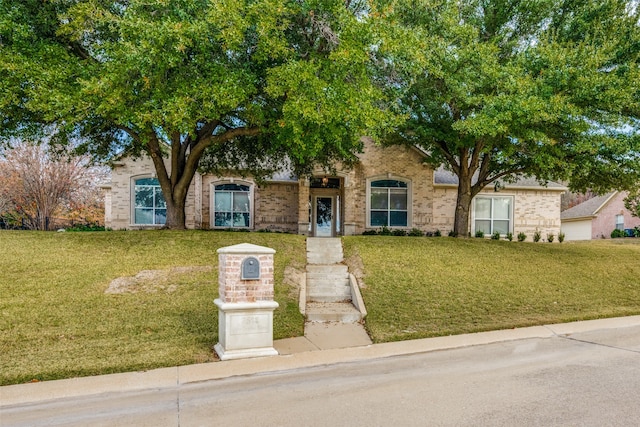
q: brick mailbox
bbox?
[214,243,279,360]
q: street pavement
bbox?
[1,316,639,426]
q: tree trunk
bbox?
[453,173,474,237]
[165,197,187,230]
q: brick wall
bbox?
[218,253,274,303]
[592,192,640,239]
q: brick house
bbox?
[561,191,640,240]
[103,139,566,238]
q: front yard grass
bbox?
[343,236,640,343]
[1,231,639,386]
[0,230,306,386]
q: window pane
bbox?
[215,212,231,227]
[154,187,166,208]
[371,189,388,209]
[476,220,491,235]
[155,209,167,225]
[370,211,388,227]
[135,178,159,186]
[475,198,491,218]
[371,180,407,188]
[390,211,407,226]
[135,187,154,208]
[233,192,250,212]
[135,208,154,224]
[390,189,407,210]
[493,220,509,234]
[215,192,231,212]
[493,198,511,219]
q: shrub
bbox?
[533,230,541,242]
[475,230,485,238]
[379,226,392,236]
[611,228,625,238]
[547,233,554,243]
[491,231,501,240]
[65,224,106,232]
[506,232,513,241]
[634,227,640,238]
[517,232,527,242]
[408,228,423,237]
[362,229,378,235]
[448,230,457,237]
[434,229,442,237]
[392,229,407,236]
[558,232,565,243]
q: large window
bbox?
[134,177,166,225]
[213,183,251,228]
[615,214,624,230]
[474,196,512,235]
[369,179,408,227]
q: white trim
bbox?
[130,174,167,226]
[210,179,254,229]
[365,175,412,228]
[471,195,514,236]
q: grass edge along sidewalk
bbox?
[1,231,639,385]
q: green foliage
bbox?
[391,229,407,236]
[506,232,513,241]
[547,233,555,243]
[408,228,423,237]
[65,224,106,232]
[611,228,626,238]
[533,230,542,242]
[475,230,485,238]
[517,232,527,242]
[0,0,420,228]
[379,226,392,236]
[491,231,501,240]
[362,229,378,235]
[558,232,565,243]
[434,229,442,237]
[386,0,640,236]
[624,190,640,218]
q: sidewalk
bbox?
[2,315,640,407]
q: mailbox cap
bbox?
[217,243,276,255]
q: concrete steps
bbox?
[305,237,364,323]
[305,302,364,323]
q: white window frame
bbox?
[365,176,412,228]
[615,214,624,230]
[131,176,166,226]
[210,180,254,229]
[471,195,514,236]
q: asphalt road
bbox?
[3,324,640,427]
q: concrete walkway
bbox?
[2,315,639,408]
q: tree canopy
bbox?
[387,0,640,236]
[0,0,422,228]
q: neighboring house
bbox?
[561,191,640,240]
[103,139,566,238]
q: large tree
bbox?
[0,0,419,229]
[388,0,640,236]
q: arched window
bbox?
[213,183,251,228]
[133,177,166,225]
[368,179,409,227]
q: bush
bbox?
[448,230,457,237]
[475,230,485,238]
[517,232,527,242]
[408,228,423,237]
[506,232,513,241]
[491,231,501,240]
[392,229,407,236]
[533,230,541,242]
[434,229,442,237]
[65,224,106,232]
[547,233,554,243]
[558,232,565,243]
[362,229,378,235]
[611,228,625,238]
[635,227,640,238]
[379,226,392,236]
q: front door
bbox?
[314,196,334,237]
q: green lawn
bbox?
[343,236,640,342]
[1,231,639,386]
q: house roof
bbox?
[433,169,566,191]
[560,192,618,221]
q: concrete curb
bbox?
[2,315,639,407]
